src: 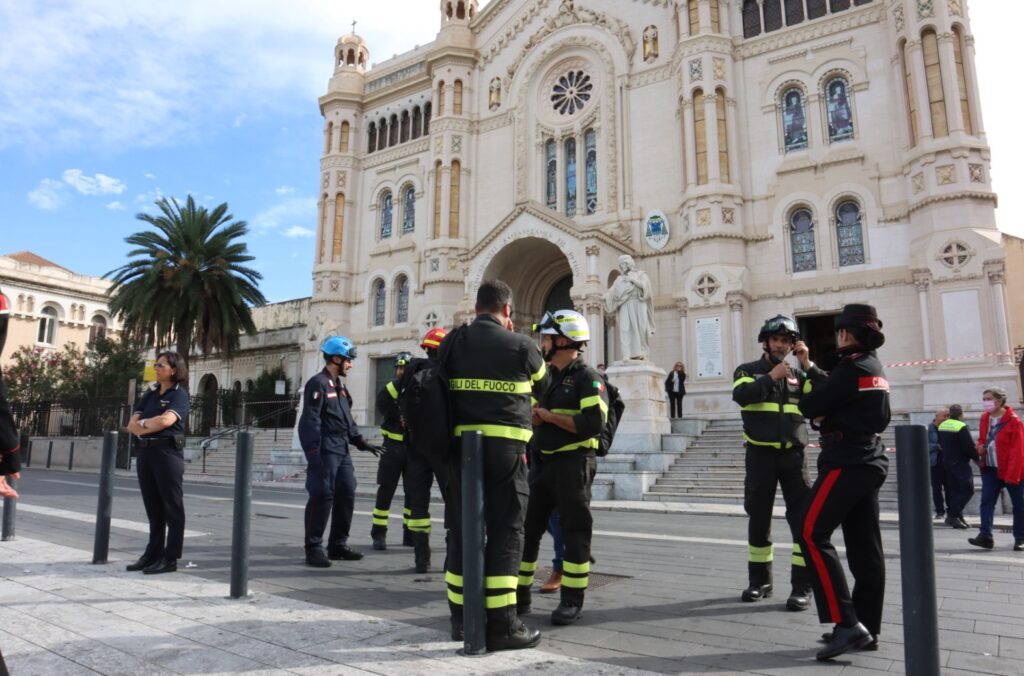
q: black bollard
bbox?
[46,440,53,469]
[229,431,254,598]
[68,441,75,471]
[461,431,486,656]
[2,477,16,541]
[92,431,118,564]
[895,424,941,676]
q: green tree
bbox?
[105,195,266,367]
[81,336,146,398]
[253,366,291,396]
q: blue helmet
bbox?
[322,335,357,360]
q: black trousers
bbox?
[371,439,411,537]
[799,464,887,635]
[930,459,948,516]
[518,453,597,605]
[304,443,356,549]
[945,459,974,519]
[405,445,444,536]
[135,444,186,561]
[743,444,812,590]
[444,437,528,633]
[668,392,684,418]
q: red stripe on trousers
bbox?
[803,468,843,624]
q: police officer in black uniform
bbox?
[798,304,891,660]
[733,315,825,611]
[298,335,382,568]
[370,351,414,551]
[125,351,190,575]
[439,280,549,651]
[517,309,608,626]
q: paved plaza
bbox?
[1,469,1023,674]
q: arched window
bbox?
[456,1,466,19]
[367,122,377,153]
[37,306,58,345]
[922,29,948,137]
[325,121,333,154]
[782,87,808,151]
[688,0,699,35]
[825,77,854,143]
[424,102,432,134]
[953,26,975,135]
[693,89,708,185]
[785,0,804,26]
[340,121,350,153]
[412,107,422,139]
[585,129,598,215]
[388,114,399,147]
[377,118,387,150]
[449,160,461,238]
[836,201,865,266]
[742,0,762,37]
[764,0,783,32]
[453,80,464,115]
[395,276,410,324]
[318,193,328,263]
[400,111,410,143]
[380,191,393,239]
[808,0,828,19]
[333,193,344,260]
[715,89,730,183]
[789,208,817,272]
[89,314,107,344]
[564,138,577,216]
[245,380,255,393]
[433,162,443,239]
[402,185,416,233]
[437,81,446,116]
[545,140,557,210]
[830,0,851,11]
[373,280,386,326]
[899,39,919,146]
[710,0,721,32]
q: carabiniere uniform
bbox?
[732,357,826,603]
[371,380,412,544]
[517,358,609,616]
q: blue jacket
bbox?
[298,368,362,453]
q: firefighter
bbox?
[298,335,383,568]
[798,304,891,660]
[517,310,608,626]
[439,280,549,651]
[370,352,415,551]
[938,404,977,530]
[396,327,450,573]
[732,315,825,611]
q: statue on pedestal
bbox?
[604,254,655,361]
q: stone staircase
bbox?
[591,419,707,500]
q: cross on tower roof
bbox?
[351,20,357,34]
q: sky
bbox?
[0,0,1018,304]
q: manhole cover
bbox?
[534,566,630,591]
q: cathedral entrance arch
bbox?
[480,237,574,336]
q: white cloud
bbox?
[251,196,317,234]
[233,113,247,128]
[62,169,126,195]
[275,185,295,196]
[283,225,314,238]
[106,201,126,210]
[27,179,64,210]
[144,172,156,180]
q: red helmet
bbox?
[421,327,448,350]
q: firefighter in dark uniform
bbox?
[439,280,549,651]
[733,315,825,611]
[938,404,977,530]
[370,351,414,551]
[517,310,608,626]
[396,327,450,574]
[797,304,891,660]
[298,335,382,568]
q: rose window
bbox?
[940,241,972,269]
[551,70,593,116]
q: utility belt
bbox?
[135,435,185,451]
[819,431,878,449]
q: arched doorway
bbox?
[197,373,219,436]
[480,237,574,335]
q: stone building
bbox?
[306,0,1016,423]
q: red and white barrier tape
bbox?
[807,442,896,453]
[884,351,1013,368]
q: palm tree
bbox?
[106,196,267,366]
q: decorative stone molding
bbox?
[694,273,719,300]
[585,245,600,256]
[362,138,430,170]
[689,58,703,83]
[736,4,883,59]
[478,0,551,65]
[917,0,934,20]
[912,172,925,194]
[696,208,712,226]
[913,274,931,292]
[322,172,330,189]
[712,57,725,82]
[329,279,340,292]
[429,258,440,272]
[936,165,956,186]
[987,268,1006,284]
[336,170,347,188]
[948,0,963,17]
[452,135,463,153]
[937,240,974,271]
[893,5,905,33]
[726,292,745,311]
[969,163,984,183]
[721,208,735,225]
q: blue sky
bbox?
[0,0,1018,303]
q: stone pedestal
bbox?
[605,360,670,453]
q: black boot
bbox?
[413,533,431,573]
[450,607,464,642]
[516,586,532,615]
[327,544,364,561]
[370,526,387,551]
[816,622,873,660]
[486,608,541,651]
[786,586,812,611]
[305,547,331,568]
[402,528,414,547]
[551,597,583,625]
[968,534,994,549]
[741,583,773,602]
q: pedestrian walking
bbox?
[517,310,608,625]
[125,351,189,575]
[968,387,1024,551]
[732,315,825,611]
[370,352,413,551]
[928,407,950,519]
[440,280,548,650]
[665,362,686,419]
[939,404,977,529]
[298,335,382,568]
[798,304,890,660]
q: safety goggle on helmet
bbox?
[757,315,800,343]
[394,351,413,368]
[532,309,591,343]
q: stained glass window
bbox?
[825,77,854,143]
[551,71,593,116]
[373,280,386,326]
[380,192,393,239]
[782,87,808,152]
[808,0,828,19]
[565,138,577,217]
[585,129,597,215]
[785,0,805,25]
[546,140,557,210]
[763,0,783,32]
[402,186,415,233]
[830,0,851,10]
[395,276,409,324]
[836,201,865,266]
[790,208,817,272]
[742,0,761,37]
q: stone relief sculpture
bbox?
[306,308,328,346]
[604,254,656,361]
[643,25,659,62]
[489,77,502,110]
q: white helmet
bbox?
[534,309,590,343]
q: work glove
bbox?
[353,437,384,457]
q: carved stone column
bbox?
[908,41,934,140]
[585,245,600,283]
[676,297,689,369]
[727,292,745,371]
[585,297,605,368]
[914,272,933,361]
[937,33,965,133]
[682,100,697,188]
[988,267,1012,364]
[704,93,721,184]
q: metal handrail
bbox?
[198,398,299,473]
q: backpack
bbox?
[398,327,462,468]
[597,375,625,457]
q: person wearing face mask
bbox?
[732,315,826,612]
[969,387,1024,551]
[0,289,22,500]
[938,404,978,530]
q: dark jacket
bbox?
[439,314,549,442]
[938,418,977,465]
[298,367,363,453]
[928,422,942,467]
[732,356,826,450]
[800,345,891,470]
[664,370,687,396]
[534,358,609,455]
[375,380,404,443]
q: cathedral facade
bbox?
[308,0,1015,423]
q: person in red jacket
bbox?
[969,386,1024,551]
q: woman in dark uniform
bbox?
[125,351,190,574]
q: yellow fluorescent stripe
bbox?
[518,575,535,586]
[386,382,399,399]
[372,509,389,517]
[403,507,411,515]
[445,571,464,586]
[519,560,538,572]
[550,408,581,415]
[733,376,756,388]
[407,525,431,533]
[749,545,773,555]
[485,575,518,590]
[561,576,588,589]
[406,518,430,528]
[742,402,781,413]
[485,592,517,609]
[783,404,803,415]
[541,437,599,454]
[562,560,590,574]
[531,362,547,382]
[371,518,388,526]
[579,395,609,422]
[447,590,464,604]
[803,380,812,394]
[454,424,533,442]
[743,433,782,449]
[450,378,532,394]
[792,543,802,554]
[381,429,404,441]
[749,544,773,563]
[792,555,806,567]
